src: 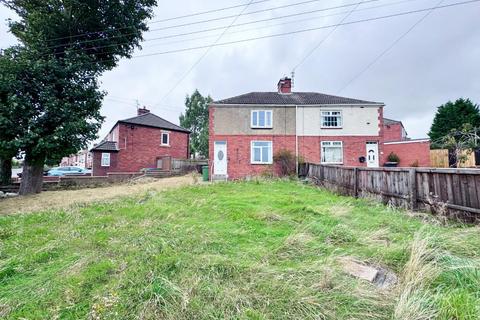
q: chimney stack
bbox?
[277,77,292,94]
[137,106,150,116]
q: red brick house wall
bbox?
[92,123,189,176]
[211,134,296,179]
[383,141,431,167]
[383,122,405,142]
[92,152,119,176]
[298,136,384,167]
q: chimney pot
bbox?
[277,77,292,94]
[137,106,150,116]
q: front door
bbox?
[366,142,379,167]
[214,141,227,175]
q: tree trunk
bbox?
[19,154,45,195]
[0,157,12,185]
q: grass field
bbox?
[0,180,479,319]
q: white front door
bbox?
[366,142,379,167]
[214,141,227,175]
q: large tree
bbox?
[429,98,480,148]
[0,49,22,185]
[1,0,157,194]
[179,90,213,158]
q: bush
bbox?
[273,149,296,176]
[387,152,400,163]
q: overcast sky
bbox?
[1,0,479,142]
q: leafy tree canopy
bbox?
[429,98,480,148]
[0,0,157,193]
[180,90,213,158]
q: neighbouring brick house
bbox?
[60,149,93,168]
[90,108,190,176]
[209,77,430,180]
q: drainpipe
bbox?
[295,105,299,175]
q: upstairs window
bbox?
[251,141,272,164]
[161,132,170,146]
[321,141,343,164]
[321,111,342,128]
[101,153,111,167]
[251,110,273,128]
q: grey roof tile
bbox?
[91,141,118,152]
[383,118,402,125]
[213,92,383,105]
[119,113,190,133]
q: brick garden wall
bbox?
[383,141,431,167]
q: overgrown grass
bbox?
[0,180,479,319]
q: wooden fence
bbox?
[302,163,480,221]
[430,149,477,168]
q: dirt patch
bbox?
[0,175,195,215]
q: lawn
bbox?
[0,180,479,319]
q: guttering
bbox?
[210,103,385,107]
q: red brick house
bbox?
[209,77,430,180]
[90,108,190,176]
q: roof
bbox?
[118,113,190,133]
[213,92,383,106]
[383,118,403,126]
[90,141,118,152]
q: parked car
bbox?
[16,166,51,178]
[47,166,91,176]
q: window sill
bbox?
[160,144,171,147]
[251,127,273,129]
[320,127,343,129]
[101,165,110,167]
[251,162,273,165]
[321,162,343,165]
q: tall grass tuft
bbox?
[394,232,439,320]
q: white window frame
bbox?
[161,131,170,146]
[251,110,273,129]
[321,141,343,164]
[250,141,273,164]
[321,110,343,128]
[101,153,111,167]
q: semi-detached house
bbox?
[209,77,430,180]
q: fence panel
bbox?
[305,163,480,220]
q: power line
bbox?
[38,0,390,57]
[153,0,256,108]
[141,0,424,50]
[126,0,479,59]
[292,0,366,72]
[337,0,446,93]
[27,0,477,72]
[43,0,275,44]
[45,0,329,49]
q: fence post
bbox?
[353,167,359,198]
[320,165,324,182]
[408,168,417,210]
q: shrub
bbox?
[387,152,400,163]
[273,149,296,176]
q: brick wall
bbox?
[212,134,296,179]
[298,136,384,167]
[383,141,430,167]
[92,123,189,176]
[383,122,405,142]
[92,151,119,176]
